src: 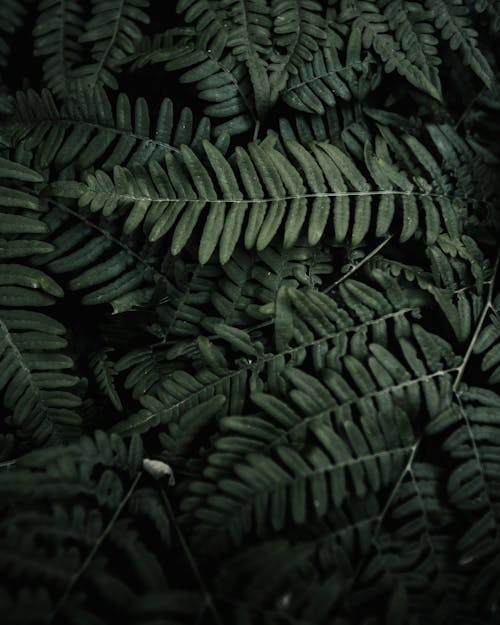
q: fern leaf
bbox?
[176,0,230,50]
[427,387,500,612]
[90,348,123,411]
[29,205,156,311]
[46,133,481,263]
[281,30,379,114]
[339,0,443,100]
[0,157,82,448]
[33,0,84,98]
[270,0,329,96]
[473,298,500,384]
[179,321,458,552]
[75,0,150,89]
[226,0,273,118]
[425,0,495,88]
[0,310,82,447]
[112,366,247,435]
[380,0,441,88]
[7,87,214,175]
[127,28,255,136]
[0,432,203,623]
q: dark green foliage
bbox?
[0,1,499,624]
[33,0,84,98]
[74,0,150,90]
[6,87,217,175]
[0,0,25,70]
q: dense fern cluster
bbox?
[0,1,499,624]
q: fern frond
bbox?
[105,255,224,399]
[427,387,500,612]
[339,0,443,100]
[473,297,500,383]
[33,0,84,98]
[0,430,143,500]
[176,0,231,50]
[0,155,53,284]
[112,242,336,405]
[380,0,441,87]
[111,274,423,436]
[270,0,328,82]
[0,432,201,624]
[29,204,156,309]
[0,157,82,448]
[75,0,150,89]
[112,365,248,436]
[423,123,497,204]
[0,310,82,448]
[174,317,459,551]
[358,462,461,622]
[0,156,51,259]
[278,107,342,144]
[90,348,123,412]
[181,325,458,553]
[213,494,382,620]
[225,0,273,118]
[156,254,222,338]
[173,1,329,120]
[281,30,379,114]
[46,132,485,265]
[115,344,174,399]
[178,0,274,117]
[6,87,214,176]
[211,242,336,330]
[127,28,255,136]
[424,243,485,342]
[425,0,495,88]
[365,238,487,341]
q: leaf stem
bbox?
[324,235,393,294]
[159,485,225,625]
[49,472,142,621]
